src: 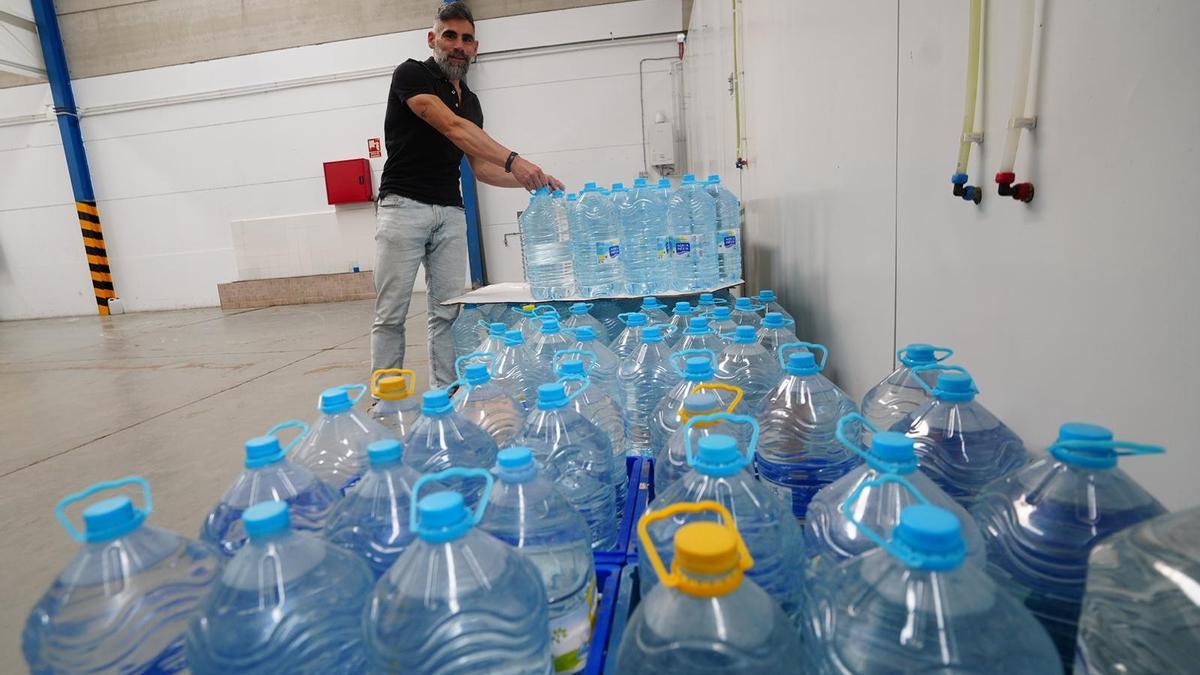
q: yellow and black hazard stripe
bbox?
[77,200,115,315]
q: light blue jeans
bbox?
[371,193,467,388]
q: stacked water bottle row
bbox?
[518,174,743,300]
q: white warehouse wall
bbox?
[0,0,682,319]
[684,0,1200,510]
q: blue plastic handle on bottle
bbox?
[682,412,761,468]
[835,413,916,474]
[573,302,595,312]
[1048,439,1166,470]
[552,376,591,402]
[455,351,496,381]
[777,341,828,371]
[839,474,968,571]
[265,419,310,456]
[618,312,649,326]
[552,349,599,375]
[338,384,368,405]
[55,476,153,543]
[409,467,494,536]
[670,348,718,378]
[910,364,977,397]
[897,344,953,367]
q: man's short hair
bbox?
[437,2,475,29]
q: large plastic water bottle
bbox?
[803,413,984,584]
[365,468,551,673]
[563,302,609,344]
[493,328,538,410]
[677,315,726,354]
[323,439,423,578]
[1075,505,1200,675]
[368,368,421,437]
[609,181,627,204]
[480,448,597,673]
[452,303,485,360]
[893,364,1029,509]
[402,389,499,504]
[705,305,738,340]
[971,424,1168,668]
[514,382,619,550]
[292,384,391,494]
[617,501,805,674]
[695,292,726,312]
[451,355,524,447]
[638,296,672,326]
[649,350,730,453]
[619,325,682,456]
[520,186,576,300]
[665,301,694,346]
[24,477,221,674]
[200,420,340,558]
[730,296,764,327]
[619,177,671,295]
[477,320,510,354]
[525,316,574,392]
[642,424,806,619]
[715,325,783,414]
[570,182,624,297]
[665,174,719,291]
[185,501,374,674]
[752,289,790,323]
[517,304,560,340]
[756,343,861,523]
[557,357,628,514]
[805,478,1062,674]
[859,343,953,445]
[588,299,627,341]
[654,386,746,489]
[757,312,797,356]
[561,328,622,406]
[705,175,743,284]
[610,311,649,360]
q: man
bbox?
[372,2,562,387]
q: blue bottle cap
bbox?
[683,391,720,412]
[642,325,664,343]
[933,372,977,401]
[786,351,820,376]
[611,182,625,191]
[567,193,577,202]
[82,496,144,542]
[733,325,757,344]
[762,312,786,328]
[682,174,697,184]
[698,293,716,305]
[319,387,356,414]
[1057,422,1113,443]
[574,326,596,341]
[243,501,291,539]
[686,316,709,333]
[503,329,524,345]
[552,190,564,198]
[540,318,560,334]
[734,297,754,311]
[496,447,538,483]
[464,363,490,386]
[488,322,507,336]
[707,174,720,183]
[633,177,648,187]
[625,313,648,327]
[684,357,713,380]
[892,504,966,571]
[759,289,776,302]
[422,389,453,415]
[871,432,916,464]
[693,435,745,477]
[657,178,671,188]
[244,435,286,469]
[533,186,550,196]
[537,382,568,409]
[583,181,599,191]
[570,303,590,315]
[559,360,586,377]
[903,343,936,363]
[712,307,732,319]
[368,439,404,466]
[641,297,666,310]
[416,491,472,542]
[673,302,693,315]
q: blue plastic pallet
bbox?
[583,562,623,675]
[595,456,644,567]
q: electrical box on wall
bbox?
[323,158,373,205]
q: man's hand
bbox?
[546,175,565,192]
[510,156,548,191]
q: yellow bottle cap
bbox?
[371,369,415,401]
[638,501,754,598]
[675,521,740,575]
[522,304,536,312]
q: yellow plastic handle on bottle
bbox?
[637,500,754,597]
[371,369,415,400]
[681,383,744,426]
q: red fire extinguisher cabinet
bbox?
[323,158,373,204]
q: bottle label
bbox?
[674,235,695,257]
[550,578,597,673]
[594,240,621,264]
[718,229,739,249]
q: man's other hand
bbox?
[546,175,565,192]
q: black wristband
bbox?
[505,151,518,173]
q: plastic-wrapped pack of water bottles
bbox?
[25,288,1197,675]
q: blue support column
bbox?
[31,0,115,314]
[460,156,486,287]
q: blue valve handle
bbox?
[910,364,976,396]
[55,476,152,543]
[455,351,496,381]
[265,420,310,455]
[409,467,494,535]
[897,345,953,367]
[683,412,761,468]
[835,413,916,474]
[670,348,718,378]
[777,341,827,371]
[553,376,591,402]
[552,349,598,375]
[839,474,940,568]
[330,383,367,405]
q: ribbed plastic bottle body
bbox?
[185,533,374,674]
[200,460,341,557]
[452,306,486,360]
[711,185,743,284]
[562,312,610,344]
[756,374,861,523]
[678,330,726,356]
[618,342,683,456]
[665,184,719,291]
[610,325,643,361]
[860,365,937,445]
[971,458,1167,667]
[653,418,749,490]
[493,342,538,410]
[569,191,623,297]
[1075,506,1200,675]
[805,550,1062,674]
[641,471,807,619]
[803,465,986,582]
[758,326,798,357]
[322,462,423,578]
[892,399,1029,509]
[647,377,736,456]
[563,380,629,513]
[715,343,783,414]
[619,185,671,294]
[24,527,221,675]
[453,382,524,448]
[402,412,499,504]
[368,397,421,437]
[480,477,597,673]
[525,331,574,392]
[563,337,624,406]
[514,410,619,550]
[292,411,392,494]
[520,191,576,300]
[615,578,804,675]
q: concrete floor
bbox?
[0,297,432,671]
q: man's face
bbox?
[428,18,477,80]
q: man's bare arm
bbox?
[469,155,564,191]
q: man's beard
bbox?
[434,48,470,80]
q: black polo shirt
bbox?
[378,57,484,207]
